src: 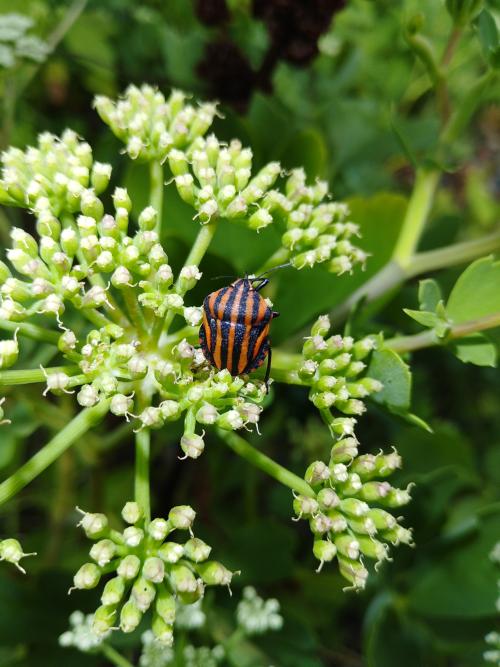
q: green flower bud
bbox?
[339,498,369,517]
[330,438,359,464]
[101,576,126,606]
[123,526,144,547]
[148,518,169,542]
[72,563,101,591]
[350,454,377,479]
[180,433,205,459]
[168,505,196,532]
[367,508,397,531]
[0,538,35,573]
[329,463,349,483]
[305,461,330,486]
[170,563,198,594]
[347,515,377,536]
[143,557,165,584]
[196,561,233,587]
[158,542,184,564]
[110,394,134,418]
[248,208,273,231]
[91,604,117,636]
[89,539,116,567]
[132,576,157,612]
[117,554,141,580]
[359,481,392,502]
[77,509,108,538]
[334,534,360,560]
[313,539,337,567]
[121,501,142,525]
[120,599,143,633]
[311,315,331,337]
[298,359,318,380]
[339,472,362,495]
[91,162,112,194]
[338,556,368,590]
[293,494,319,518]
[374,449,402,476]
[0,337,19,369]
[184,538,212,563]
[113,187,132,213]
[326,510,348,533]
[59,330,78,355]
[156,588,176,625]
[380,525,413,546]
[317,488,340,510]
[357,536,388,562]
[152,614,174,646]
[309,513,334,535]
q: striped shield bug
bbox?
[199,264,289,387]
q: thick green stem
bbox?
[122,288,148,340]
[135,390,151,523]
[217,429,315,498]
[387,312,500,354]
[100,643,135,667]
[150,161,164,236]
[255,246,290,276]
[0,365,79,386]
[0,319,60,345]
[151,222,217,343]
[0,399,110,506]
[393,168,440,266]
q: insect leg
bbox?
[264,345,272,393]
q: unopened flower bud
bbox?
[132,576,156,612]
[184,537,211,563]
[158,542,184,563]
[305,461,330,486]
[338,556,368,589]
[0,338,19,369]
[101,576,126,606]
[293,495,319,518]
[117,555,141,580]
[91,162,112,194]
[92,605,116,635]
[122,501,142,524]
[168,505,196,531]
[151,615,174,646]
[196,561,233,587]
[89,539,116,567]
[143,557,165,584]
[72,563,101,590]
[317,488,340,510]
[180,433,205,459]
[123,526,144,547]
[77,509,108,538]
[155,589,176,625]
[120,600,143,633]
[196,403,218,425]
[334,535,360,560]
[339,498,369,517]
[313,539,337,566]
[217,409,243,430]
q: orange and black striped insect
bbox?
[199,265,289,387]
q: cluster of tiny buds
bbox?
[484,543,500,664]
[297,315,382,426]
[168,133,366,275]
[293,442,413,589]
[236,586,283,635]
[71,501,236,644]
[94,84,218,163]
[0,537,36,574]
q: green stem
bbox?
[135,391,151,523]
[122,288,148,340]
[150,161,164,236]
[0,365,79,386]
[441,69,497,147]
[392,168,440,266]
[100,643,135,667]
[0,319,60,345]
[408,230,500,276]
[217,429,315,498]
[255,246,290,276]
[81,308,115,330]
[151,222,217,343]
[0,399,110,506]
[386,311,500,354]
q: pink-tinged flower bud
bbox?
[298,359,318,380]
[293,494,319,518]
[329,463,348,483]
[330,438,359,464]
[381,525,413,546]
[305,461,330,486]
[359,481,392,502]
[317,488,340,510]
[311,315,331,337]
[309,513,334,535]
[326,510,348,533]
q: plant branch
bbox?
[0,319,59,344]
[0,366,79,386]
[122,288,148,340]
[150,161,164,236]
[0,399,110,506]
[217,429,315,498]
[386,312,500,353]
[134,392,151,523]
[100,643,135,667]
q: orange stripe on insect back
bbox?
[255,295,269,323]
[213,318,223,368]
[208,290,220,317]
[202,309,212,350]
[238,292,255,373]
[226,282,245,373]
[216,288,232,320]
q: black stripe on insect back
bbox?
[232,289,255,374]
[220,281,245,369]
[245,291,265,367]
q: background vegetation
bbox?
[0,1,499,665]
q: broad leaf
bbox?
[446,256,500,323]
[453,333,497,366]
[367,347,411,410]
[418,278,442,311]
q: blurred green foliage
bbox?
[0,0,499,666]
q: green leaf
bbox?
[367,347,412,410]
[418,278,442,311]
[408,507,500,618]
[477,9,499,57]
[453,333,497,366]
[403,308,441,329]
[446,256,500,323]
[390,409,433,432]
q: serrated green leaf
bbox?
[403,308,441,329]
[367,347,412,410]
[453,333,497,366]
[418,278,442,311]
[446,256,500,323]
